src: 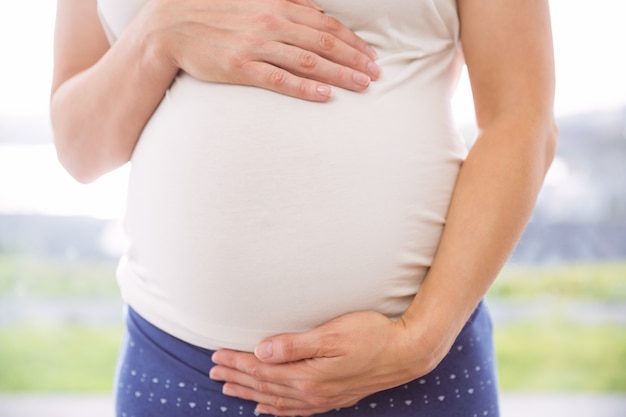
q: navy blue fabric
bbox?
[115,302,499,417]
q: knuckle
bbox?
[267,68,289,88]
[227,34,261,70]
[333,67,349,84]
[349,52,367,70]
[322,14,341,32]
[255,12,281,31]
[295,81,310,97]
[318,32,336,51]
[240,32,257,46]
[236,32,264,50]
[309,395,332,409]
[248,364,265,380]
[252,379,268,393]
[321,331,342,349]
[228,52,247,70]
[297,50,318,69]
[269,395,288,410]
[294,379,318,395]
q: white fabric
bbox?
[99,0,467,352]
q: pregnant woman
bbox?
[51,0,557,416]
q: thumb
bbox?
[255,329,324,364]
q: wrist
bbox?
[139,27,179,82]
[396,289,476,376]
[126,4,179,85]
[394,315,450,378]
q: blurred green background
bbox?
[1,253,625,393]
[0,0,625,402]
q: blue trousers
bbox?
[115,302,499,417]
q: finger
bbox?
[210,364,293,397]
[256,42,373,92]
[286,0,323,12]
[224,383,317,415]
[210,360,319,412]
[255,396,360,417]
[284,3,378,60]
[210,351,359,415]
[254,327,336,364]
[274,25,381,81]
[255,403,329,417]
[224,382,313,412]
[234,61,334,101]
[211,365,308,408]
[211,352,348,402]
[211,349,303,389]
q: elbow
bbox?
[54,138,129,184]
[65,166,102,185]
[50,115,128,184]
[51,124,109,184]
[49,95,112,184]
[542,117,559,173]
[54,142,102,184]
[50,110,100,184]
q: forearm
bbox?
[51,26,177,183]
[208,116,558,415]
[51,0,384,184]
[398,0,559,354]
[207,2,558,414]
[399,113,558,368]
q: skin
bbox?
[52,0,557,416]
[208,0,559,416]
[51,0,380,183]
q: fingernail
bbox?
[365,45,378,59]
[352,72,371,87]
[255,341,273,360]
[222,384,235,397]
[367,61,381,79]
[316,85,333,98]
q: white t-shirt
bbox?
[99,0,467,352]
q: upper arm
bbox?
[458,0,556,129]
[52,0,111,95]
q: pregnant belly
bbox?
[120,75,466,350]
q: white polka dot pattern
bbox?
[114,302,499,416]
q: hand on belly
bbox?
[143,0,380,101]
[209,310,438,416]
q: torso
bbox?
[99,0,467,351]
